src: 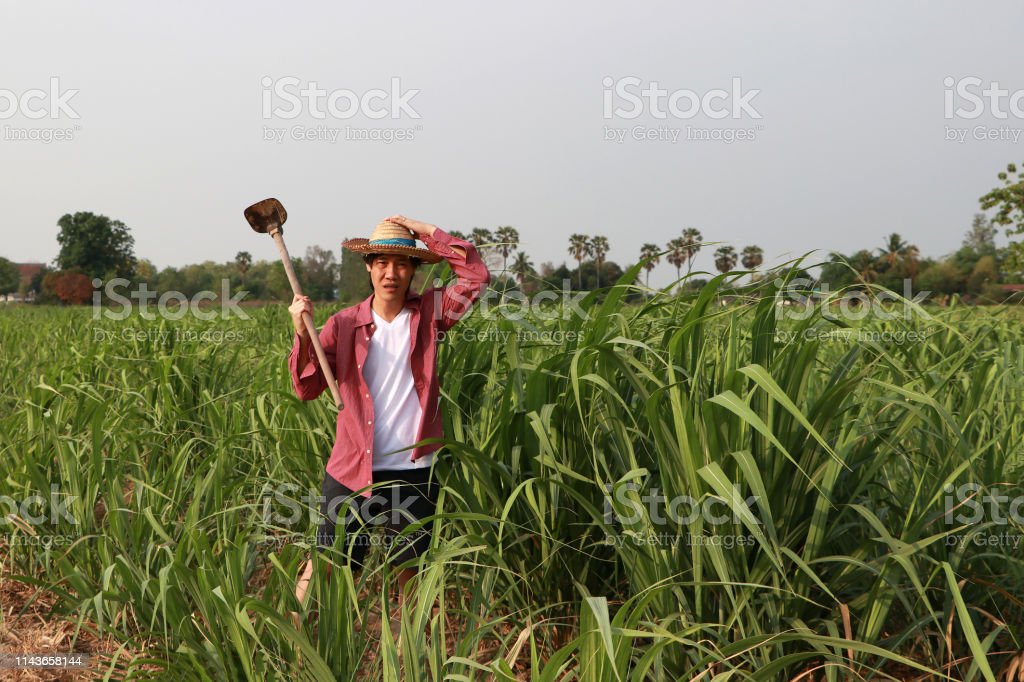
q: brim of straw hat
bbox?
[342,238,443,264]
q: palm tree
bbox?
[235,251,252,278]
[494,226,519,274]
[850,249,879,285]
[714,246,737,274]
[470,227,495,271]
[639,243,661,286]
[447,229,468,241]
[878,233,910,269]
[568,234,590,289]
[877,233,921,279]
[903,244,920,278]
[741,245,764,273]
[470,227,493,249]
[666,237,686,285]
[510,251,534,289]
[681,227,703,276]
[591,235,609,288]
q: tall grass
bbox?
[0,266,1021,680]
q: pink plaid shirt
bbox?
[287,228,490,497]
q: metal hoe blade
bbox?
[244,197,288,235]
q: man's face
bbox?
[365,254,416,303]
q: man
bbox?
[287,214,489,624]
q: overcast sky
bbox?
[3,1,1023,288]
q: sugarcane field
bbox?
[2,4,1024,681]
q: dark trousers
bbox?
[316,466,438,569]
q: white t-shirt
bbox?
[364,307,433,470]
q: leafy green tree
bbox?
[180,261,217,298]
[539,262,573,292]
[0,257,19,295]
[245,260,274,301]
[574,260,625,292]
[267,258,303,301]
[819,252,856,289]
[963,214,997,254]
[849,249,880,285]
[917,260,966,299]
[979,161,1024,272]
[967,255,998,296]
[155,266,185,295]
[135,259,157,282]
[950,245,983,277]
[337,244,371,304]
[302,245,338,300]
[55,211,136,280]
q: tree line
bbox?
[3,160,1023,304]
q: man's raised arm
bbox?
[384,215,491,332]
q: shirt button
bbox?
[367,419,373,424]
[357,363,361,369]
[365,393,370,398]
[365,448,371,454]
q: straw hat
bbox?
[342,220,442,264]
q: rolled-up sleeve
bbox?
[287,315,338,400]
[422,228,491,332]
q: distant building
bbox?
[1000,283,1024,300]
[1,262,45,303]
